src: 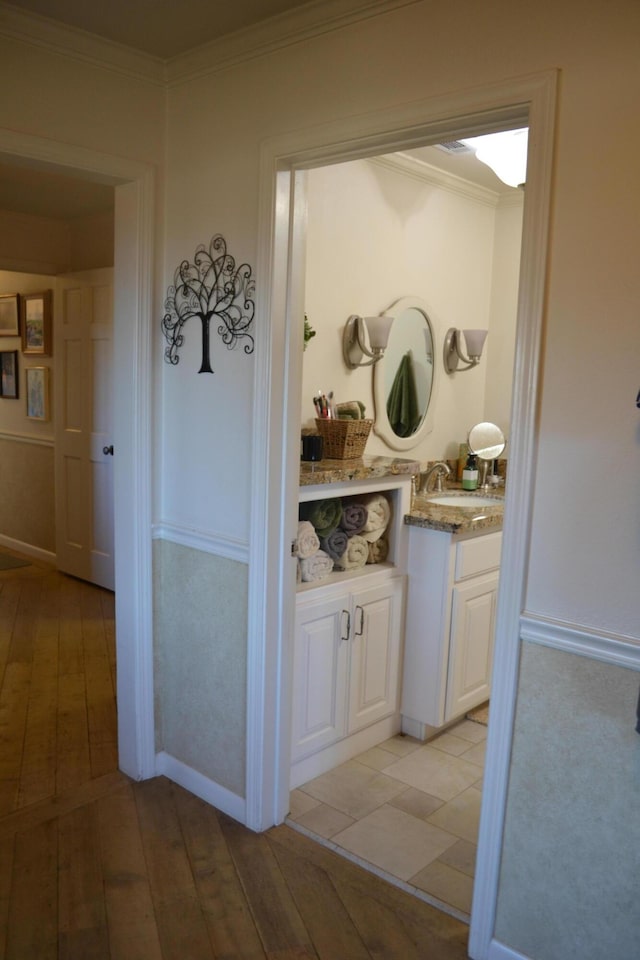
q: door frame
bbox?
[248,71,557,958]
[0,128,156,781]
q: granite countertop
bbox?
[299,454,420,487]
[405,485,505,534]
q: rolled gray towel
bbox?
[340,501,367,536]
[296,520,320,559]
[299,549,334,582]
[334,534,368,571]
[320,528,348,563]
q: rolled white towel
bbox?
[334,534,368,571]
[299,549,334,582]
[361,493,391,542]
[296,520,320,559]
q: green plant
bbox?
[303,314,316,350]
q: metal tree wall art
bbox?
[162,234,255,373]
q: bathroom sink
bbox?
[425,494,503,507]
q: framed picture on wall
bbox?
[0,294,19,337]
[0,350,19,399]
[21,290,52,356]
[25,366,49,421]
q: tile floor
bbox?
[288,717,487,919]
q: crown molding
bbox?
[0,1,165,86]
[369,152,502,207]
[166,0,421,87]
[0,0,420,90]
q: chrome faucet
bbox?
[418,461,451,494]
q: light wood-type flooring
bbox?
[0,554,471,959]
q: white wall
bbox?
[162,0,640,954]
[302,157,522,464]
[0,4,637,956]
[0,208,113,276]
[0,271,56,551]
[484,197,524,433]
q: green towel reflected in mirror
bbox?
[386,351,421,437]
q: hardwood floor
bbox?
[0,556,471,959]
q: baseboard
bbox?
[155,751,246,824]
[0,533,56,565]
[487,940,532,960]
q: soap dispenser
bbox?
[462,453,478,491]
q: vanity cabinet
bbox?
[401,526,502,737]
[291,475,411,788]
[291,576,405,764]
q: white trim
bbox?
[166,0,421,86]
[0,1,165,85]
[370,153,501,207]
[520,614,640,671]
[249,67,557,871]
[155,751,246,823]
[0,430,54,447]
[0,532,55,565]
[113,173,156,781]
[469,72,557,960]
[488,942,533,960]
[152,521,249,564]
[0,0,420,89]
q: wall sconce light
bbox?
[343,314,394,369]
[443,328,488,373]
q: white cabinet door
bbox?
[445,572,498,720]
[291,593,350,762]
[348,577,405,734]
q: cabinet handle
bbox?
[341,609,350,642]
[355,605,364,636]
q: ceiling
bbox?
[0,158,114,219]
[5,0,316,59]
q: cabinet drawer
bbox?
[455,531,502,581]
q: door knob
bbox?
[102,445,114,456]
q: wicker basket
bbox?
[315,418,373,459]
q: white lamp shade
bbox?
[363,315,394,350]
[462,328,488,358]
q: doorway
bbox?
[248,71,556,958]
[286,136,523,917]
[0,129,156,782]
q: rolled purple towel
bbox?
[320,528,348,563]
[340,501,367,535]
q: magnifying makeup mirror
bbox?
[468,422,506,490]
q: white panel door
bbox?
[348,577,405,734]
[54,270,115,590]
[445,572,498,720]
[291,593,350,762]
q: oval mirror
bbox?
[373,297,438,450]
[468,421,506,460]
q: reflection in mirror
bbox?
[373,297,438,451]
